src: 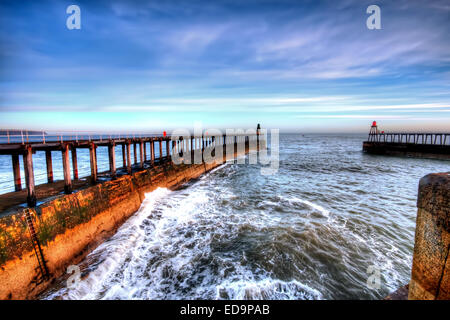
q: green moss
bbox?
[0,241,7,266]
[54,205,67,229]
[75,204,89,225]
[0,230,13,266]
[37,219,55,247]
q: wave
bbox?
[216,278,322,300]
[43,187,172,300]
[285,197,330,218]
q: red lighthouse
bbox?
[369,121,379,142]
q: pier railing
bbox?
[367,132,450,145]
[0,130,164,144]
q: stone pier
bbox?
[409,172,450,300]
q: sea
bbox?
[1,134,449,299]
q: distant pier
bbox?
[362,122,450,160]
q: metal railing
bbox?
[0,130,165,144]
[368,133,450,145]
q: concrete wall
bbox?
[363,142,450,160]
[409,172,450,300]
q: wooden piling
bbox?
[108,142,116,179]
[94,146,98,168]
[139,140,144,168]
[12,154,22,191]
[179,138,183,158]
[62,144,72,194]
[71,147,78,180]
[89,142,97,184]
[166,140,170,160]
[126,141,132,174]
[151,140,155,165]
[134,143,137,164]
[257,123,261,151]
[23,145,36,207]
[159,139,163,160]
[190,137,194,163]
[144,141,147,161]
[45,150,53,183]
[222,135,225,159]
[122,144,126,168]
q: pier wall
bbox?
[0,147,253,299]
[409,172,450,300]
[363,142,450,160]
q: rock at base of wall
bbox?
[385,284,409,300]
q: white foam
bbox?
[216,278,322,300]
[287,197,330,218]
[44,187,171,300]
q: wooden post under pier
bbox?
[23,145,36,207]
[144,141,147,162]
[108,142,116,179]
[62,144,72,194]
[89,142,97,184]
[122,144,126,168]
[150,140,155,165]
[134,143,137,165]
[12,154,22,191]
[190,137,194,163]
[45,150,53,183]
[126,141,132,174]
[256,123,261,151]
[139,140,144,168]
[71,147,78,180]
[166,140,170,160]
[159,139,163,161]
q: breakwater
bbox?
[362,122,450,160]
[0,135,260,300]
[363,141,450,160]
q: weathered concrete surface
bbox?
[0,178,91,215]
[0,151,246,299]
[363,142,450,160]
[409,172,450,300]
[0,162,166,215]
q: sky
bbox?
[0,0,449,133]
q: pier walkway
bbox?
[0,130,261,209]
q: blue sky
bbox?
[0,0,449,133]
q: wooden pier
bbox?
[363,122,450,160]
[0,131,261,208]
